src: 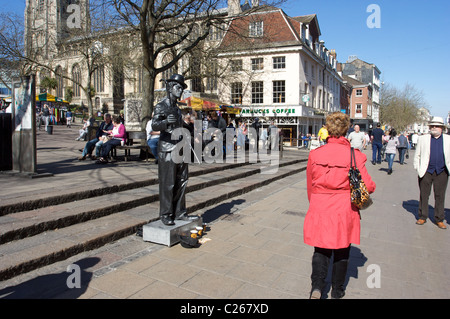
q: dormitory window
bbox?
[273,56,286,69]
[249,21,263,37]
[273,80,285,103]
[231,82,243,104]
[251,81,264,104]
[251,58,264,71]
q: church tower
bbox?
[25,0,90,60]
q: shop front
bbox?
[237,105,326,147]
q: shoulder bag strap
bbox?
[350,147,357,169]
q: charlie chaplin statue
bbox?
[152,74,199,226]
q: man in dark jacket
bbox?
[78,113,113,160]
[370,123,384,165]
[152,74,199,226]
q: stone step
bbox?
[0,159,304,245]
[0,160,307,281]
[0,160,256,216]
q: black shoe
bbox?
[161,216,175,226]
[388,169,392,175]
[371,161,376,165]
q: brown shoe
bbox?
[416,219,426,225]
[436,222,447,229]
[78,156,86,161]
[91,155,97,160]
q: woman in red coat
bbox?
[304,112,376,299]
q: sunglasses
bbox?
[430,125,442,128]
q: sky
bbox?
[2,0,449,120]
[281,0,450,120]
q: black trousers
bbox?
[311,246,350,298]
[158,151,188,220]
[418,170,449,223]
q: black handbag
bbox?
[349,148,373,210]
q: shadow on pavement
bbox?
[322,246,368,299]
[201,199,246,223]
[0,257,100,299]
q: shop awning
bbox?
[179,96,241,114]
[36,93,68,103]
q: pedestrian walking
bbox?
[414,116,450,229]
[385,128,398,175]
[66,110,72,128]
[42,104,51,132]
[370,123,384,165]
[304,112,376,299]
[317,124,328,146]
[347,124,366,151]
[397,132,409,165]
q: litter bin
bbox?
[0,113,12,170]
[47,125,53,134]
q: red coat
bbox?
[303,137,376,249]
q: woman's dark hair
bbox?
[390,129,397,138]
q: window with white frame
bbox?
[356,89,363,96]
[251,58,264,71]
[252,81,264,104]
[273,80,285,103]
[273,56,286,69]
[249,21,263,37]
[230,59,243,72]
[231,82,243,104]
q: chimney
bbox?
[228,0,241,16]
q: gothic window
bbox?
[72,64,81,97]
[206,60,218,91]
[55,66,64,97]
[93,65,104,93]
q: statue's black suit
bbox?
[151,74,198,226]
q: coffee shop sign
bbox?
[240,107,297,116]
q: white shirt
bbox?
[146,119,159,140]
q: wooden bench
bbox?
[113,131,150,162]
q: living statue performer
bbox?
[151,74,199,226]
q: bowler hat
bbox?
[428,116,446,127]
[166,74,187,89]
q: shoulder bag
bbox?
[349,147,373,210]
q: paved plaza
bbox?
[0,124,449,302]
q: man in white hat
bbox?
[414,116,450,229]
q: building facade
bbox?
[216,5,343,145]
[339,57,381,123]
[25,0,345,142]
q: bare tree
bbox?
[0,4,134,118]
[109,0,286,130]
[380,82,429,131]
